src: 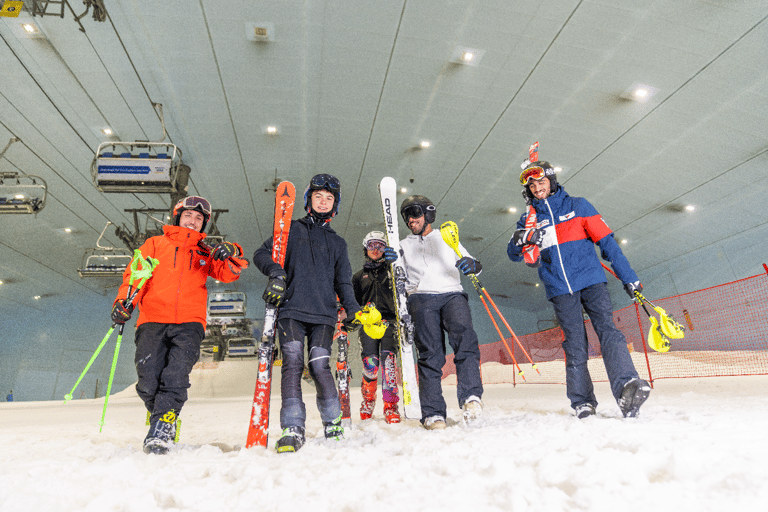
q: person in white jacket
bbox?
[385,194,483,429]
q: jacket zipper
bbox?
[544,198,573,295]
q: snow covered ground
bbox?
[1,360,767,512]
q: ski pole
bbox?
[440,221,539,377]
[599,262,679,352]
[64,251,158,428]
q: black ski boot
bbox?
[323,413,344,440]
[618,378,651,418]
[276,426,306,453]
[143,410,178,455]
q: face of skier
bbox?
[365,240,386,261]
[407,213,432,236]
[529,177,551,200]
[311,189,335,214]
[179,209,205,232]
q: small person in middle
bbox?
[352,231,401,424]
[254,173,363,453]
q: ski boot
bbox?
[324,413,344,440]
[360,378,377,420]
[618,378,651,418]
[143,410,178,455]
[462,395,483,424]
[575,403,596,419]
[423,415,447,430]
[276,426,306,453]
[383,402,401,424]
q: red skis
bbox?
[522,142,540,266]
[246,181,295,448]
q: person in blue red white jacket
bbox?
[507,159,651,419]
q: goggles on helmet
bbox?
[178,196,212,216]
[310,174,340,192]
[519,166,548,186]
[401,204,434,221]
[365,240,386,252]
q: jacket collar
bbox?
[163,224,207,245]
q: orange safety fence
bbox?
[442,266,768,385]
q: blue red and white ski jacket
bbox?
[507,186,638,300]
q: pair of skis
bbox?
[245,182,295,449]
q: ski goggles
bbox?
[401,204,435,221]
[310,174,340,192]
[178,196,211,216]
[519,166,548,185]
[365,240,386,251]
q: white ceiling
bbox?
[1,0,767,316]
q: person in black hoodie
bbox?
[253,174,361,453]
[352,231,401,424]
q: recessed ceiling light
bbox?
[535,283,539,287]
[419,140,430,149]
[34,295,41,300]
[450,46,485,66]
[620,83,659,103]
[102,128,113,136]
[554,167,562,173]
[685,205,695,211]
[22,23,38,34]
[621,239,628,244]
[508,207,517,213]
[263,125,279,135]
[400,187,408,194]
[64,228,72,233]
[0,280,3,285]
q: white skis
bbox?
[379,177,421,419]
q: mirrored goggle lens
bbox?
[365,241,386,251]
[520,166,546,185]
[310,174,340,192]
[182,196,211,215]
[402,205,424,219]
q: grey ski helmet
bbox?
[400,195,436,224]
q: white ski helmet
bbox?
[362,230,387,248]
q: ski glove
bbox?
[521,188,533,206]
[111,300,134,324]
[383,247,399,263]
[624,281,643,300]
[211,241,240,261]
[263,269,287,306]
[455,256,482,275]
[513,228,544,247]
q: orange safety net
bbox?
[443,268,768,385]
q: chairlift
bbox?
[91,141,182,194]
[207,290,247,317]
[90,103,184,194]
[226,337,258,357]
[77,222,132,277]
[0,138,48,215]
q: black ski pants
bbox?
[134,322,204,423]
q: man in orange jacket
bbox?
[111,196,248,454]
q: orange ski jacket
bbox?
[114,225,248,329]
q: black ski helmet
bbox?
[520,161,558,199]
[172,196,212,232]
[400,195,436,224]
[303,173,341,220]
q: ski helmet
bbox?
[303,173,341,221]
[520,161,558,199]
[400,195,436,225]
[362,230,387,249]
[172,196,212,232]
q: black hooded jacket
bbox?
[352,259,396,321]
[254,215,360,326]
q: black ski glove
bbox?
[513,228,544,247]
[211,241,240,261]
[111,300,133,324]
[624,281,643,300]
[521,188,533,206]
[455,256,482,275]
[383,247,398,263]
[263,269,287,306]
[342,317,361,332]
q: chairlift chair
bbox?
[91,141,182,194]
[0,171,48,215]
[77,222,133,277]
